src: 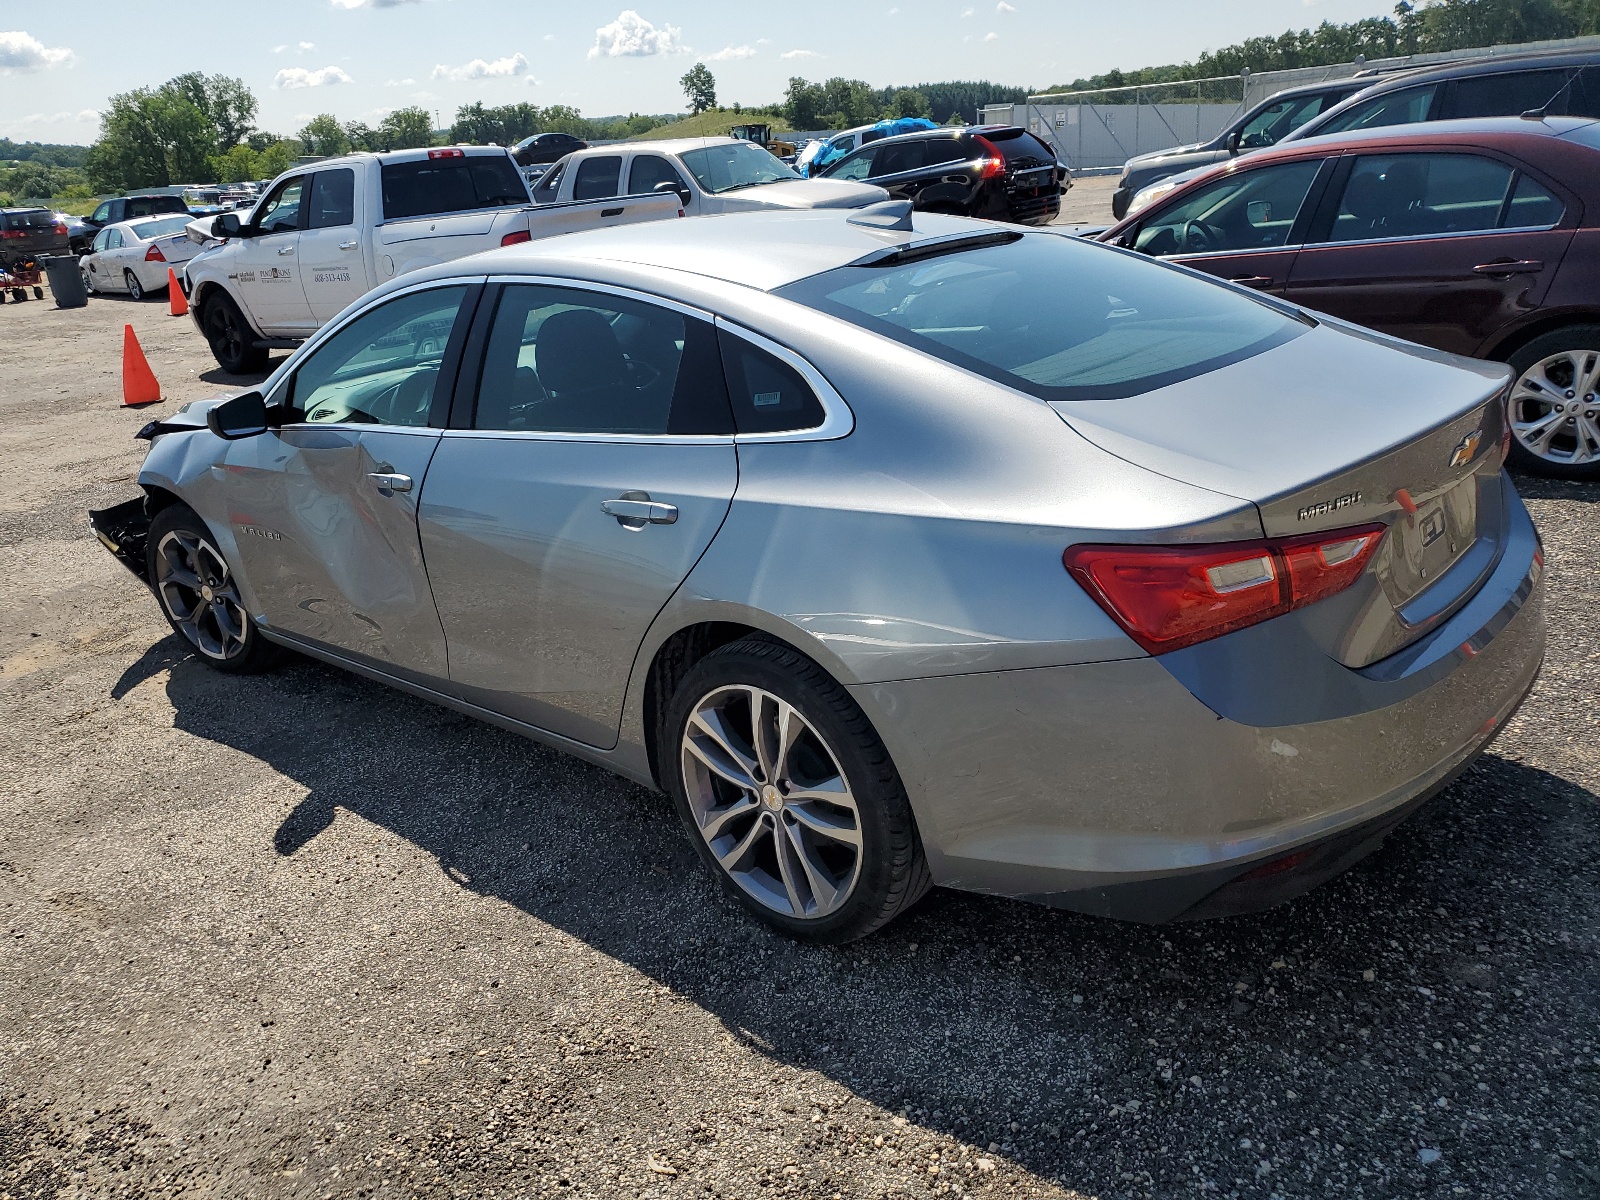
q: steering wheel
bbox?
[1179,220,1218,254]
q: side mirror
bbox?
[1225,129,1243,155]
[206,391,269,440]
[654,179,692,206]
[213,212,247,239]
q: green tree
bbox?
[378,107,436,150]
[681,63,717,114]
[208,142,260,183]
[343,121,381,152]
[169,72,258,151]
[299,114,352,158]
[256,140,297,179]
[784,77,826,128]
[87,84,218,189]
[888,88,931,119]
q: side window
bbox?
[91,203,111,223]
[1326,154,1514,243]
[1449,69,1572,119]
[1317,84,1439,135]
[924,139,971,166]
[289,286,468,427]
[532,160,565,203]
[307,168,355,229]
[572,156,623,201]
[827,148,877,181]
[1505,172,1564,228]
[718,331,825,434]
[1134,159,1322,256]
[874,140,928,176]
[92,229,110,252]
[472,284,732,436]
[1237,99,1297,148]
[105,229,124,250]
[627,155,688,196]
[255,177,305,234]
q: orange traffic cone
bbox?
[121,324,161,407]
[167,268,187,317]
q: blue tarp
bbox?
[804,117,940,176]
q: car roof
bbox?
[1331,47,1600,95]
[1246,113,1599,156]
[569,137,739,157]
[458,208,1000,293]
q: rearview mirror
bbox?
[206,391,269,440]
[654,179,692,206]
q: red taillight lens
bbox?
[500,229,531,246]
[1063,523,1385,654]
[974,135,1005,180]
[144,242,166,262]
[0,229,24,239]
[428,147,466,159]
[54,222,67,235]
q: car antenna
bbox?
[1521,64,1589,121]
[848,200,915,232]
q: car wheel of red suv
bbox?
[1504,325,1600,481]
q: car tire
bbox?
[145,503,281,675]
[200,290,269,375]
[663,637,930,943]
[81,266,96,295]
[1503,325,1600,481]
[124,270,145,301]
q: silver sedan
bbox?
[91,204,1546,941]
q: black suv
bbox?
[513,132,589,176]
[818,125,1065,225]
[0,207,69,266]
[76,194,190,253]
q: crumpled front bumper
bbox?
[89,497,153,585]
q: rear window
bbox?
[130,216,191,240]
[128,197,188,217]
[381,155,529,220]
[984,128,1056,166]
[3,209,56,230]
[777,234,1306,402]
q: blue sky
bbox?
[3,0,1393,143]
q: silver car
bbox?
[91,204,1546,942]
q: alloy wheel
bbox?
[680,685,863,920]
[153,528,249,661]
[1509,349,1600,468]
[125,270,144,301]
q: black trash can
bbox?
[43,255,88,309]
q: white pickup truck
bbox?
[182,145,678,373]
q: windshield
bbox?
[130,216,191,240]
[777,235,1307,401]
[678,142,798,194]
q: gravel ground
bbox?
[1,284,1597,1200]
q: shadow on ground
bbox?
[124,640,1600,1194]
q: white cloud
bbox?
[996,1,1016,10]
[757,37,772,44]
[432,52,529,81]
[960,6,974,14]
[0,31,73,72]
[384,77,417,86]
[330,0,419,8]
[983,30,999,40]
[588,10,685,58]
[298,40,316,51]
[78,108,99,121]
[780,48,818,59]
[706,44,756,61]
[275,65,354,88]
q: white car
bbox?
[530,138,887,216]
[80,215,202,300]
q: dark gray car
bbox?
[91,206,1546,942]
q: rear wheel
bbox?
[200,290,268,375]
[663,638,930,943]
[81,266,95,294]
[124,269,145,301]
[1504,325,1600,480]
[145,503,280,674]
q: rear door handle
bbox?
[601,496,678,526]
[1229,275,1274,289]
[338,240,358,250]
[1473,259,1544,275]
[368,472,413,493]
[600,207,625,218]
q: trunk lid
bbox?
[1050,320,1513,666]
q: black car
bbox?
[0,207,69,266]
[75,194,190,253]
[819,125,1065,225]
[512,132,589,168]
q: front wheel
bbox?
[200,290,269,375]
[145,503,281,674]
[124,269,145,301]
[81,266,95,294]
[663,638,930,942]
[1504,326,1600,480]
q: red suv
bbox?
[1099,116,1600,479]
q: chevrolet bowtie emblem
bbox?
[1450,430,1483,468]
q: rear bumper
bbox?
[852,492,1546,923]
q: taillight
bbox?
[500,229,531,246]
[974,135,1005,180]
[144,242,167,262]
[54,222,67,235]
[0,229,23,239]
[428,147,466,159]
[1063,523,1385,654]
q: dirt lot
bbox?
[1,277,1597,1200]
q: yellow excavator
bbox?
[730,123,797,161]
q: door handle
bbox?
[601,495,678,527]
[277,246,295,256]
[367,472,413,493]
[1472,259,1544,276]
[338,240,358,250]
[600,207,625,218]
[1229,275,1274,289]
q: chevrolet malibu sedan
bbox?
[91,205,1545,941]
[80,215,202,300]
